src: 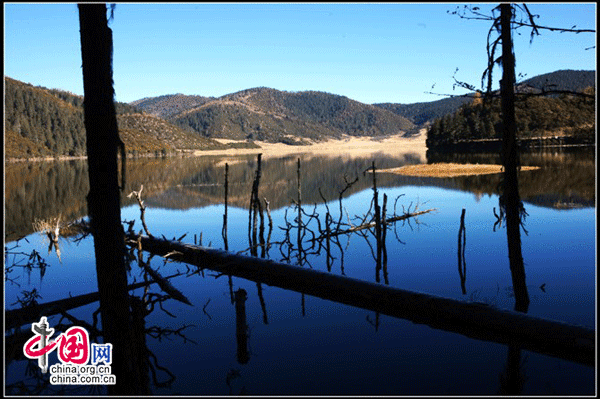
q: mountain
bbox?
[374,96,472,126]
[374,69,596,126]
[4,77,241,159]
[519,69,595,93]
[6,69,594,159]
[130,93,216,119]
[132,87,416,144]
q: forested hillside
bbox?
[4,77,234,159]
[135,87,416,143]
[375,69,595,126]
[6,70,594,159]
[5,77,88,157]
[519,69,595,93]
[426,86,595,148]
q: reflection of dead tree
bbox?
[244,154,273,260]
[6,244,188,394]
[31,216,89,263]
[242,155,272,321]
[222,163,229,251]
[130,232,595,367]
[248,154,262,256]
[274,162,435,280]
[5,239,51,287]
[5,271,185,331]
[296,158,303,265]
[128,185,153,237]
[234,289,250,364]
[33,216,62,262]
[458,208,467,295]
[134,235,192,306]
[264,198,273,253]
[317,199,434,239]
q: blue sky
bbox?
[4,3,596,105]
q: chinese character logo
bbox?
[23,317,96,372]
[23,316,56,373]
[56,326,90,365]
[91,343,112,365]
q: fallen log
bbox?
[128,234,594,367]
[312,209,435,241]
[5,272,184,330]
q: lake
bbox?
[4,147,596,395]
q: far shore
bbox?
[193,130,428,159]
[6,130,428,163]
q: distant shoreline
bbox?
[5,130,428,163]
[193,130,428,159]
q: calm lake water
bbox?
[4,148,596,395]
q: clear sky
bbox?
[4,3,596,105]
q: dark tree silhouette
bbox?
[447,3,594,313]
[78,4,148,394]
[498,3,529,313]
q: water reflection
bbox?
[234,289,250,365]
[5,150,594,241]
[4,149,595,395]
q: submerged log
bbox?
[128,234,594,367]
[5,273,184,330]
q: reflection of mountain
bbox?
[5,150,594,241]
[427,149,596,209]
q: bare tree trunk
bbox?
[500,4,529,313]
[78,4,147,394]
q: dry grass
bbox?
[193,129,428,160]
[377,163,541,178]
[32,216,89,238]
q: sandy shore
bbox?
[193,129,428,159]
[377,163,541,178]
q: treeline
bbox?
[426,87,595,148]
[5,78,87,156]
[4,77,143,158]
[376,69,595,127]
[520,69,595,93]
[4,77,244,159]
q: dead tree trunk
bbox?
[500,4,529,313]
[78,4,146,394]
